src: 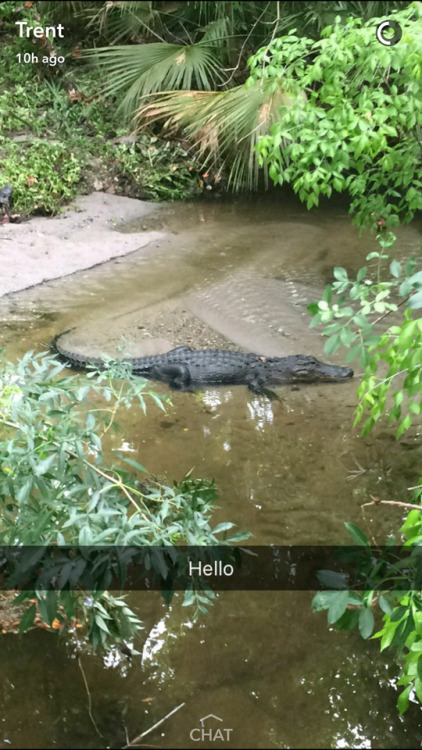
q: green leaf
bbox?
[340,327,356,347]
[34,454,56,477]
[119,456,148,473]
[86,412,95,430]
[16,479,33,504]
[37,591,58,626]
[226,531,251,542]
[356,267,366,283]
[399,279,415,297]
[182,589,196,607]
[18,604,36,633]
[359,607,374,639]
[77,385,90,400]
[345,343,363,363]
[398,321,416,348]
[333,267,348,281]
[408,271,422,286]
[379,595,393,615]
[323,324,343,335]
[316,570,348,589]
[415,677,422,704]
[328,590,350,623]
[390,261,401,279]
[95,614,111,634]
[397,414,413,438]
[213,522,235,534]
[409,291,422,310]
[335,609,360,631]
[324,334,341,356]
[397,684,412,715]
[312,591,336,612]
[344,523,370,546]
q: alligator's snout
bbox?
[320,364,354,380]
[288,356,354,382]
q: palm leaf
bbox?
[136,83,306,190]
[84,1,161,43]
[84,42,225,116]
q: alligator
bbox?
[53,332,353,398]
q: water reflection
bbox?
[247,397,275,429]
[142,615,168,664]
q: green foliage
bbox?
[306,242,422,440]
[37,0,410,47]
[0,1,22,19]
[308,247,413,362]
[245,0,422,715]
[0,351,248,649]
[390,516,422,711]
[2,1,410,203]
[0,23,203,211]
[0,75,200,211]
[104,136,199,201]
[355,314,422,437]
[312,520,422,714]
[249,3,422,229]
[0,138,81,214]
[77,1,408,191]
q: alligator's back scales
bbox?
[53,332,353,398]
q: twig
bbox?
[78,657,104,739]
[363,365,420,393]
[123,702,186,748]
[99,382,125,438]
[369,292,413,329]
[219,2,271,87]
[361,494,422,512]
[260,1,281,80]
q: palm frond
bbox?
[135,83,306,190]
[84,42,225,115]
[84,1,162,43]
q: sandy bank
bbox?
[0,192,164,297]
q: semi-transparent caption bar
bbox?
[1,545,422,591]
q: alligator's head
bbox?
[269,355,353,384]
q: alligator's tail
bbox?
[52,329,109,371]
[50,329,72,354]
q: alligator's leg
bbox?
[248,384,280,401]
[150,364,192,390]
[247,375,280,401]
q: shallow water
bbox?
[1,193,422,748]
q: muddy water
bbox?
[1,193,422,748]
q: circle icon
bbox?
[376,20,402,46]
